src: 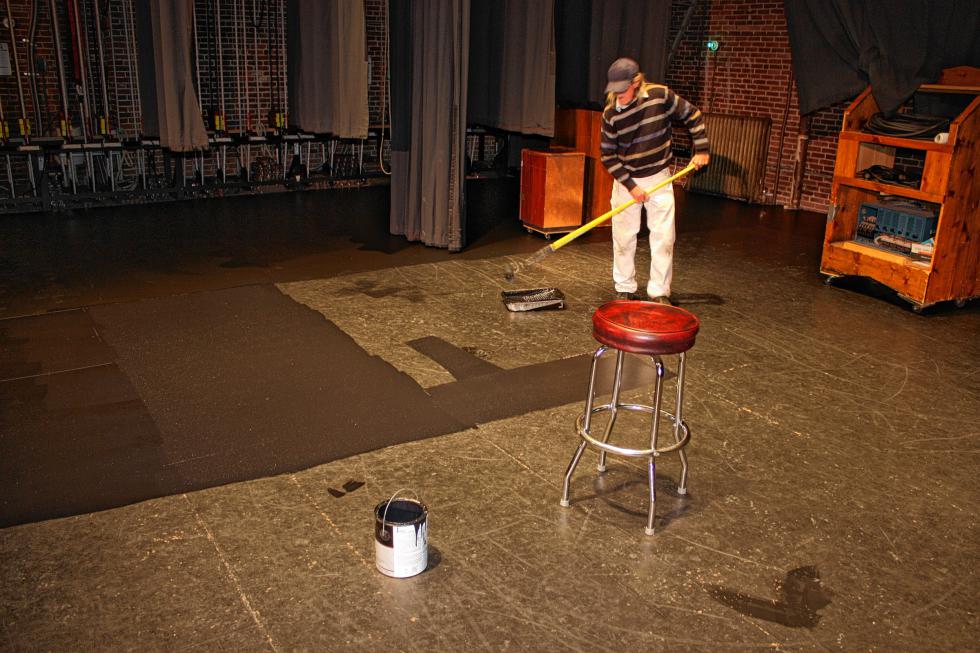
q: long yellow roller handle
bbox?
[504,163,697,280]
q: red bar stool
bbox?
[560,300,700,534]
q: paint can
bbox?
[374,491,428,578]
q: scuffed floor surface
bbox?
[2,215,979,651]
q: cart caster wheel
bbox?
[545,234,552,240]
[955,299,966,309]
[823,275,839,286]
[912,304,924,314]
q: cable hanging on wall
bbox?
[279,0,286,131]
[378,0,390,176]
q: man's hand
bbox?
[630,186,649,203]
[691,153,710,170]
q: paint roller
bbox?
[504,163,697,281]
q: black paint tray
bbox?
[501,288,565,312]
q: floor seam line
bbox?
[0,362,114,383]
[184,494,281,653]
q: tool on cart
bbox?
[504,163,696,281]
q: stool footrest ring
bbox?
[575,404,691,457]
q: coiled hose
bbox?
[865,112,949,139]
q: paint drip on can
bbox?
[374,493,428,578]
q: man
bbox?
[600,57,710,305]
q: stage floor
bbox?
[1,183,977,651]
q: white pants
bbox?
[611,168,676,297]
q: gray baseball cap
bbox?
[605,57,639,94]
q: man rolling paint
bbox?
[601,57,710,305]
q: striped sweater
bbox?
[600,83,708,191]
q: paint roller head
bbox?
[504,247,552,281]
[505,257,534,281]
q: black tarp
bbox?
[556,0,672,109]
[467,0,556,136]
[286,0,369,137]
[135,0,208,150]
[785,0,980,114]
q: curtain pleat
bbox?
[467,0,556,136]
[555,0,671,108]
[137,0,208,151]
[588,0,671,100]
[287,0,369,137]
[390,0,469,251]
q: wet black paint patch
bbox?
[0,310,115,381]
[0,365,176,527]
[5,287,663,525]
[407,336,502,380]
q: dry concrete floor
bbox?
[1,186,979,651]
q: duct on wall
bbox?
[135,0,208,151]
[286,0,368,138]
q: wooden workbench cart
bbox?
[821,66,980,311]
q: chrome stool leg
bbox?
[561,346,606,507]
[673,352,690,494]
[560,442,587,508]
[563,344,692,534]
[646,358,666,535]
[597,349,626,473]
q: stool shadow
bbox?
[566,466,698,530]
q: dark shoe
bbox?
[616,291,641,301]
[649,295,673,306]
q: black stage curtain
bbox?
[556,0,672,109]
[389,0,469,251]
[785,0,980,114]
[468,0,556,136]
[555,0,591,107]
[286,0,369,137]
[135,0,208,151]
[389,0,412,152]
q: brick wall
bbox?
[665,0,846,213]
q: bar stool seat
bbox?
[561,300,700,534]
[592,301,699,355]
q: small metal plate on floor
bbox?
[501,288,565,312]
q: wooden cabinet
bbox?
[821,66,980,310]
[519,149,585,235]
[553,108,614,222]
